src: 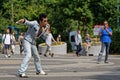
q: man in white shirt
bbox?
[75,29,82,56]
[16,13,48,78]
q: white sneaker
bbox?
[36,70,47,75]
[4,55,8,58]
[8,54,11,58]
[40,70,46,75]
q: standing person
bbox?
[18,32,24,55]
[75,29,82,56]
[84,34,92,54]
[2,28,12,58]
[97,21,112,64]
[16,13,48,78]
[44,30,56,57]
[11,31,16,55]
[57,34,61,43]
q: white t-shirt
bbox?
[2,34,12,45]
[45,33,53,45]
[75,34,82,45]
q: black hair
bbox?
[37,13,47,23]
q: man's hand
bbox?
[16,19,25,24]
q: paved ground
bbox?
[0,45,120,80]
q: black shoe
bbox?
[11,51,14,55]
[19,74,28,78]
[44,54,47,57]
[8,54,11,58]
[76,52,79,57]
[39,53,42,55]
[51,53,54,57]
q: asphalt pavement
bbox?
[0,45,120,80]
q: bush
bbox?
[110,29,120,54]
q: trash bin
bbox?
[69,31,77,51]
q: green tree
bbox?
[89,0,117,27]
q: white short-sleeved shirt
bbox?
[2,34,12,45]
[75,34,82,45]
[45,33,53,45]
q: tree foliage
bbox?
[0,0,120,53]
[0,0,118,33]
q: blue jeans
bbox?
[98,42,111,62]
[45,44,52,54]
[76,43,82,55]
[18,39,43,74]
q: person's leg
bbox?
[48,45,51,54]
[78,43,82,55]
[47,44,54,57]
[4,44,11,57]
[76,45,79,56]
[85,45,89,56]
[84,43,87,52]
[88,43,91,49]
[8,45,11,57]
[20,45,22,54]
[13,45,15,53]
[4,44,8,57]
[86,45,89,52]
[31,45,46,75]
[98,42,105,63]
[86,44,89,52]
[18,40,32,75]
[104,43,110,63]
[11,45,15,55]
[20,45,24,55]
[21,45,24,54]
[5,45,8,55]
[44,44,49,57]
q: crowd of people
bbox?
[1,12,112,78]
[1,28,24,57]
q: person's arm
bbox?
[16,19,35,27]
[105,28,112,36]
[51,34,56,42]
